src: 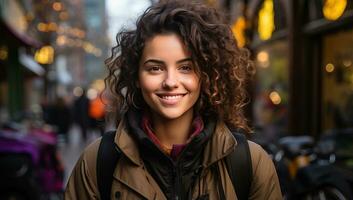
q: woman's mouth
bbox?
[156,93,186,105]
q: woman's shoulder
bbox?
[247,141,269,159]
[247,140,282,199]
[247,140,273,170]
[74,138,102,176]
[65,138,102,198]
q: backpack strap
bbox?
[225,132,253,200]
[97,131,120,200]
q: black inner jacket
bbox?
[126,109,216,200]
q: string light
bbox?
[53,2,63,11]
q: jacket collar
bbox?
[201,120,238,168]
[114,117,142,166]
[114,116,238,168]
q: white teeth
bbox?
[161,95,183,99]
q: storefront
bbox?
[0,0,43,122]
[304,1,353,135]
[222,0,353,140]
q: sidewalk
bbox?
[58,125,100,187]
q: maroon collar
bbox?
[141,113,204,160]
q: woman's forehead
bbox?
[140,34,191,62]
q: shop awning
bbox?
[19,50,45,76]
[0,19,41,48]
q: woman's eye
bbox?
[148,66,163,72]
[179,65,192,71]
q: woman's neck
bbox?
[150,110,194,149]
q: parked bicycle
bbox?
[259,135,353,200]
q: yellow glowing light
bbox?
[325,63,335,72]
[56,35,67,46]
[269,91,281,105]
[53,2,63,11]
[37,23,47,32]
[257,51,269,63]
[0,46,8,60]
[48,22,57,31]
[323,0,347,21]
[258,0,275,41]
[35,46,54,64]
[231,16,247,48]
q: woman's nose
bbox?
[162,71,178,89]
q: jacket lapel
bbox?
[114,118,141,166]
[113,119,166,199]
[113,157,157,199]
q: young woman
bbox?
[65,1,282,199]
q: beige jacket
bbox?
[65,120,282,199]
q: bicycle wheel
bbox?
[304,186,348,200]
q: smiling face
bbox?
[138,34,201,121]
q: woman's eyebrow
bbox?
[143,58,192,65]
[143,59,165,65]
[176,58,192,64]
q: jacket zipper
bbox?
[173,165,182,200]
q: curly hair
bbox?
[105,0,255,132]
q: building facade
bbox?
[221,0,353,140]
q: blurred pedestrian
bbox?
[73,89,90,141]
[65,1,282,199]
[88,94,106,136]
[52,97,72,143]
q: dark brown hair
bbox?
[105,0,255,132]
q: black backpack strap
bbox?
[225,132,253,200]
[97,131,120,200]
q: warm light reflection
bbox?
[258,0,275,40]
[323,0,347,21]
[343,60,352,67]
[325,63,335,73]
[269,91,281,105]
[231,16,246,48]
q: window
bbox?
[253,40,289,141]
[321,28,353,131]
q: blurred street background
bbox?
[0,0,353,199]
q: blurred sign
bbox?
[323,0,347,21]
[258,0,275,41]
[35,46,54,64]
[231,16,246,48]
